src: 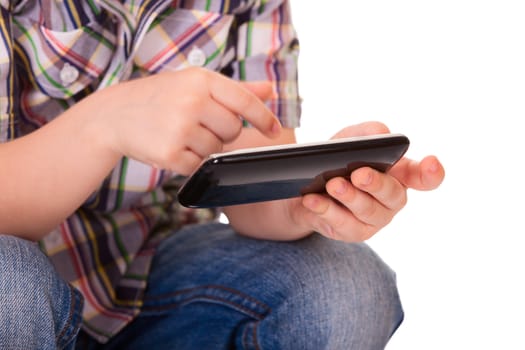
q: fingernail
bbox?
[334,181,347,195]
[429,161,439,173]
[361,172,373,186]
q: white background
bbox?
[290,1,525,349]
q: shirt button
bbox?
[60,63,79,86]
[188,46,206,67]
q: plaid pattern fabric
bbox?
[0,0,301,343]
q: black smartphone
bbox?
[177,133,410,208]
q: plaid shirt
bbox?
[0,0,300,343]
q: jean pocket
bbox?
[142,284,271,320]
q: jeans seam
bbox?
[241,320,262,350]
[146,284,266,305]
[253,322,260,350]
[144,296,266,320]
[143,284,270,320]
[56,286,83,348]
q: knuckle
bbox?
[331,214,347,233]
[398,192,408,208]
[183,67,211,93]
[180,93,204,111]
[177,155,201,176]
[236,93,255,113]
[317,222,334,239]
[356,226,376,242]
[182,161,200,176]
[382,215,394,228]
[185,66,208,79]
[324,224,335,239]
[385,183,407,210]
[225,116,243,141]
[356,201,378,218]
[211,138,224,154]
[366,121,390,134]
[158,145,179,166]
[235,116,243,131]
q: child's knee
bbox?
[0,235,84,348]
[257,236,404,349]
[0,235,60,304]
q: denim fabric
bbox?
[0,235,84,350]
[77,223,404,350]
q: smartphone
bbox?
[177,133,410,208]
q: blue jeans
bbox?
[1,223,403,349]
[0,235,83,350]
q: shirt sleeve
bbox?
[0,3,17,142]
[224,0,302,128]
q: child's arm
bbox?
[0,69,281,240]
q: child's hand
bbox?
[93,67,281,175]
[288,121,445,242]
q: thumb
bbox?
[331,121,391,139]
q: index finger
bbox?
[208,72,281,138]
